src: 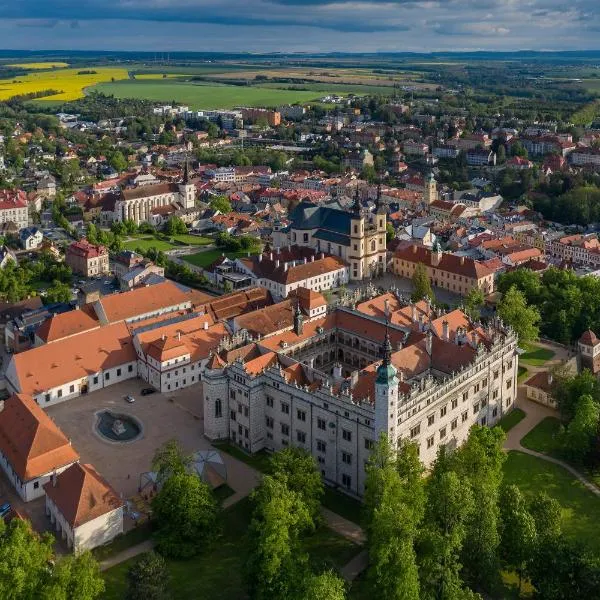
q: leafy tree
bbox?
[111,221,127,236]
[124,219,138,235]
[164,217,187,236]
[563,394,600,463]
[463,287,485,322]
[151,472,218,559]
[497,285,540,343]
[269,447,324,523]
[386,222,395,243]
[499,484,537,594]
[453,426,505,594]
[528,492,562,544]
[411,263,434,303]
[304,571,346,600]
[126,551,170,600]
[44,280,73,304]
[497,269,541,306]
[209,195,232,214]
[86,223,98,245]
[152,439,192,484]
[109,150,128,173]
[246,476,312,600]
[554,369,600,423]
[47,552,105,600]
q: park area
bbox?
[101,497,362,600]
[182,248,257,269]
[123,233,213,252]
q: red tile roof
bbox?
[44,463,122,527]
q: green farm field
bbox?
[91,80,338,109]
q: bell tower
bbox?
[350,185,365,280]
[374,318,399,442]
[178,156,196,209]
[423,172,438,205]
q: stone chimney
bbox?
[333,363,343,381]
[412,244,418,254]
[258,254,263,262]
[203,321,209,330]
[411,303,417,323]
[304,257,307,264]
[320,252,325,259]
[547,371,553,385]
[460,255,465,265]
[269,252,273,261]
[284,262,289,271]
[311,255,315,262]
[426,330,433,356]
[177,331,181,341]
[350,370,359,388]
[470,331,478,348]
[276,259,280,268]
[442,319,449,341]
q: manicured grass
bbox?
[518,365,529,382]
[92,80,335,110]
[212,441,273,474]
[123,236,176,252]
[322,487,364,526]
[183,248,256,269]
[123,234,213,252]
[519,343,555,366]
[497,408,526,433]
[170,234,213,246]
[93,522,152,561]
[503,451,600,552]
[102,496,361,600]
[520,416,562,456]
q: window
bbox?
[317,440,327,453]
[364,439,374,450]
[439,427,447,439]
[451,418,458,431]
[266,395,274,408]
[342,474,352,488]
[342,429,352,442]
[440,406,447,418]
[117,368,122,377]
[462,411,468,423]
[230,390,236,400]
[69,385,74,393]
[297,430,306,444]
[244,406,249,417]
[410,424,421,438]
[93,376,98,385]
[266,416,274,429]
[215,399,222,418]
[281,423,290,436]
[473,402,480,414]
[492,407,498,418]
[474,383,480,393]
[342,452,352,465]
[493,390,499,400]
[451,398,458,410]
[33,481,39,489]
[238,403,242,414]
[508,360,513,369]
[481,398,487,408]
[317,418,326,431]
[428,414,435,426]
[281,402,290,415]
[45,394,50,403]
[57,389,62,398]
[230,410,236,421]
[494,370,499,380]
[238,424,243,435]
[506,379,513,390]
[105,372,110,381]
[427,436,434,449]
[482,378,488,387]
[128,365,133,372]
[244,428,249,439]
[297,409,306,422]
[462,391,468,402]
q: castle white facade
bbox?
[203,291,519,497]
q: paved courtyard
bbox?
[45,379,259,505]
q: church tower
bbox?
[423,172,438,205]
[293,301,304,335]
[350,185,366,280]
[374,320,399,442]
[178,157,196,209]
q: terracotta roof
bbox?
[96,281,210,323]
[67,239,107,259]
[243,352,279,376]
[43,463,122,527]
[121,182,178,201]
[36,307,100,343]
[524,371,554,393]
[288,287,327,311]
[0,394,79,481]
[233,300,294,337]
[206,353,227,369]
[394,242,494,280]
[10,322,136,396]
[580,329,599,346]
[202,287,272,321]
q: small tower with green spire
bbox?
[178,154,196,209]
[375,318,399,441]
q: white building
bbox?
[0,189,28,230]
[0,393,79,502]
[44,462,123,553]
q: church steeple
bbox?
[375,313,399,440]
[352,184,362,215]
[293,300,304,335]
[376,183,385,214]
[183,155,190,184]
[376,314,397,384]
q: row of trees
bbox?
[498,267,600,344]
[364,428,600,599]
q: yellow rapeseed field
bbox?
[0,67,129,101]
[6,62,70,69]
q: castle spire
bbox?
[381,313,393,367]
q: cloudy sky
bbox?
[1,0,599,52]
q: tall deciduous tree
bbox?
[499,484,537,594]
[463,287,485,322]
[246,476,312,600]
[152,439,192,484]
[563,394,600,463]
[209,195,232,214]
[151,473,218,559]
[497,285,540,343]
[304,571,346,600]
[269,447,324,523]
[411,263,434,303]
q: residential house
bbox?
[65,239,109,277]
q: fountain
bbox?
[95,410,142,443]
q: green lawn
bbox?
[520,416,562,456]
[519,343,555,366]
[102,497,361,600]
[183,249,256,269]
[497,408,526,433]
[212,441,273,474]
[518,365,529,382]
[123,234,213,252]
[91,80,337,109]
[503,451,600,552]
[322,487,364,526]
[123,236,176,252]
[93,523,152,561]
[170,234,213,246]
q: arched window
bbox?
[371,240,376,252]
[215,399,222,418]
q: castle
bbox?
[203,289,518,496]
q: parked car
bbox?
[141,388,155,396]
[0,503,11,518]
[125,395,135,404]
